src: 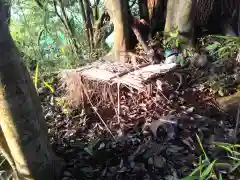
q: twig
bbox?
[156,80,171,103]
[117,82,120,124]
[109,62,151,80]
[207,101,228,115]
[234,105,240,143]
[173,72,183,91]
[82,84,115,139]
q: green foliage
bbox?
[203,35,240,59]
[163,29,186,49]
[182,134,240,180]
[214,142,240,174]
[10,0,109,74]
[182,134,218,180]
[34,63,54,92]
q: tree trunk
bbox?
[0,2,62,179]
[83,0,94,50]
[105,0,131,62]
[78,0,94,50]
[147,0,166,38]
[53,0,79,57]
[164,0,196,46]
[139,0,149,23]
[92,0,100,22]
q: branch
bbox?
[93,11,111,46]
[131,24,150,52]
[95,11,110,29]
[34,0,44,9]
[129,0,137,9]
[53,0,67,30]
[102,25,113,40]
[131,18,157,63]
[84,0,94,47]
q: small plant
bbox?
[214,142,240,174]
[182,135,240,180]
[33,63,54,93]
[182,134,219,180]
[163,28,184,49]
[204,35,240,59]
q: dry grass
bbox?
[59,70,118,109]
[58,61,176,110]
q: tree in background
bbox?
[0,1,62,179]
[104,0,131,62]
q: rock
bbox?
[63,171,72,177]
[165,55,178,64]
[44,111,53,120]
[98,142,105,150]
[153,155,166,168]
[165,175,178,180]
[148,157,153,165]
[216,91,240,115]
[186,107,195,113]
[37,87,48,95]
[233,74,240,84]
[191,54,208,68]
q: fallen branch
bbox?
[109,62,152,80]
[131,24,150,53]
[131,24,157,63]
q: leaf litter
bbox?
[40,54,240,180]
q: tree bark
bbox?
[93,11,111,47]
[78,0,94,50]
[139,0,149,23]
[164,0,196,46]
[147,0,166,38]
[92,0,100,22]
[105,0,131,62]
[0,1,62,179]
[83,0,94,50]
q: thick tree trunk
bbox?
[164,0,196,46]
[147,0,166,38]
[0,1,62,179]
[105,0,131,62]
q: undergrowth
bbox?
[201,35,240,60]
[182,135,240,180]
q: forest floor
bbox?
[40,39,240,180]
